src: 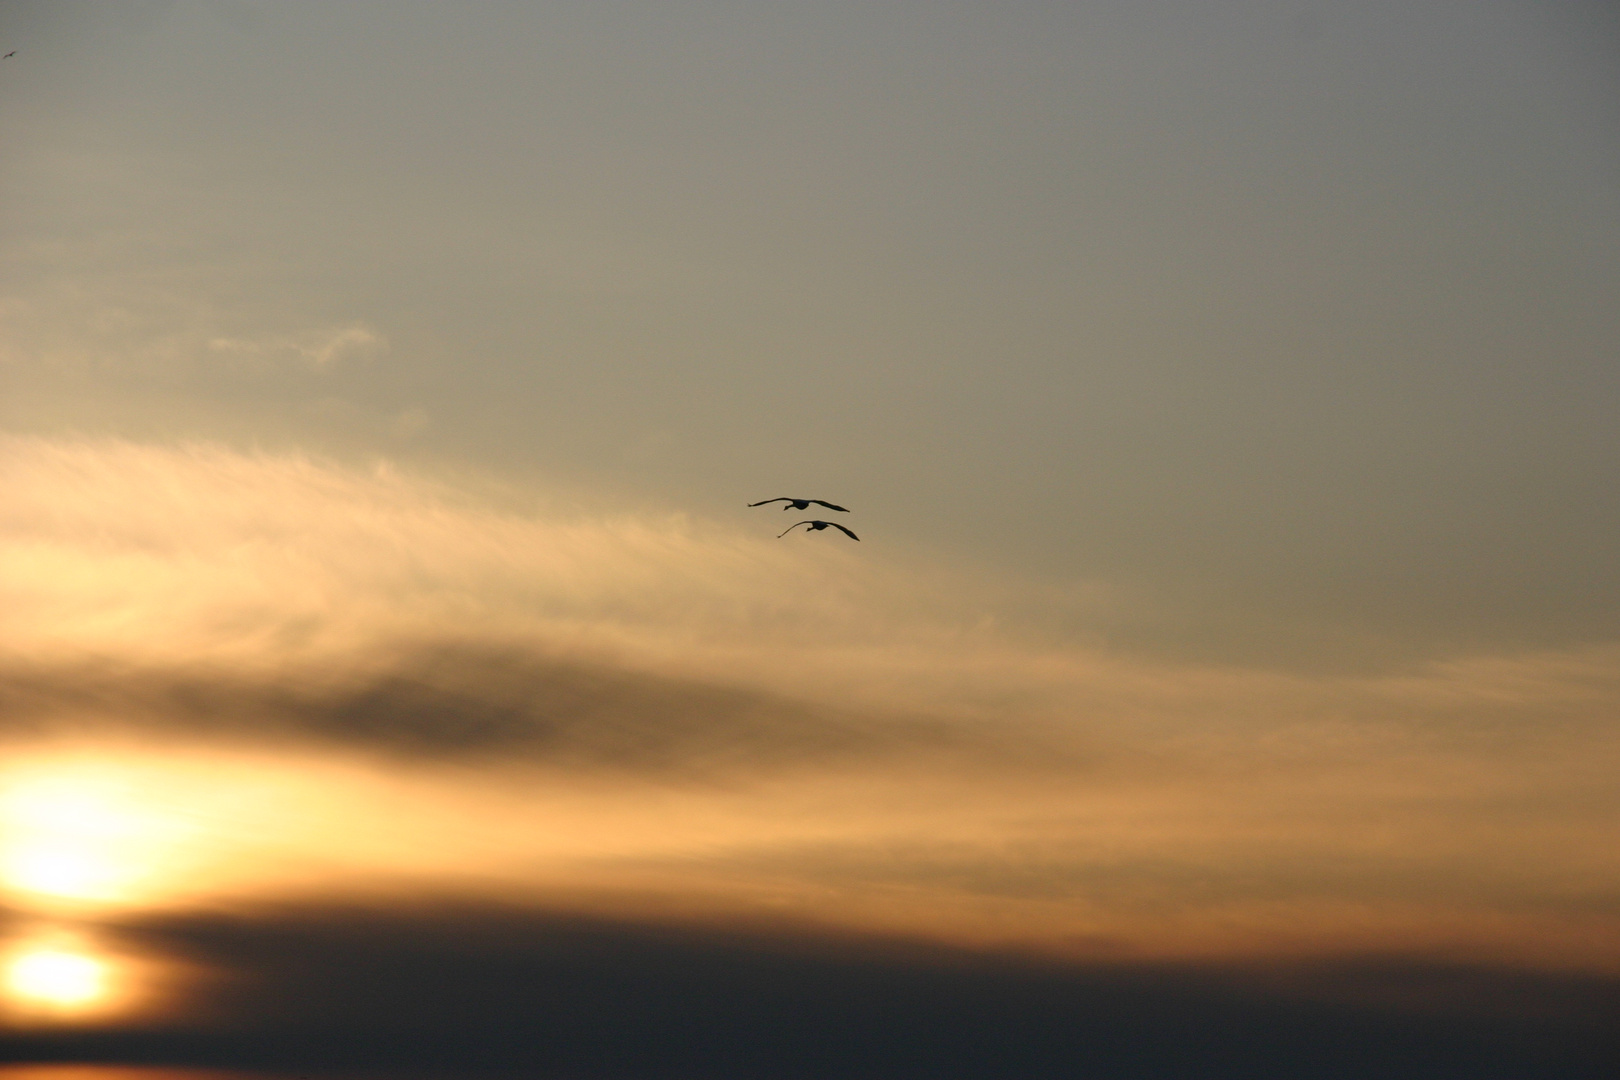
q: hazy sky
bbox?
[1,2,1618,1076]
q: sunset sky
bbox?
[2,2,1618,1077]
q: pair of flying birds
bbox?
[747,497,859,541]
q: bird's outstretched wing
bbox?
[748,498,792,507]
[777,521,816,538]
[810,500,850,512]
[828,522,860,541]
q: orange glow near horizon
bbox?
[0,927,139,1023]
[0,772,204,908]
[6,949,105,1008]
[0,738,1615,978]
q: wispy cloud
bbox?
[0,259,384,380]
[206,323,386,371]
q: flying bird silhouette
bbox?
[779,520,859,541]
[748,497,849,512]
[3,52,15,59]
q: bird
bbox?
[748,497,850,512]
[779,520,859,541]
[2,52,15,59]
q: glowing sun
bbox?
[5,948,107,1009]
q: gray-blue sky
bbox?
[4,0,1618,665]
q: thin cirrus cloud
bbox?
[0,240,385,380]
[205,322,387,371]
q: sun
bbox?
[0,924,172,1024]
[4,948,107,1010]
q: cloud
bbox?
[206,323,386,371]
[0,643,977,775]
[0,257,384,379]
[0,434,1617,981]
[0,434,897,669]
[3,902,1614,1079]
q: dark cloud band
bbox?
[0,643,981,777]
[7,902,1617,1079]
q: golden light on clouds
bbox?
[4,778,158,903]
[0,768,211,910]
[0,435,1616,979]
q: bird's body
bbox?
[748,497,850,512]
[779,520,859,541]
[2,51,15,59]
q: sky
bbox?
[0,1,1617,1077]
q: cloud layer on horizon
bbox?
[6,900,1615,1080]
